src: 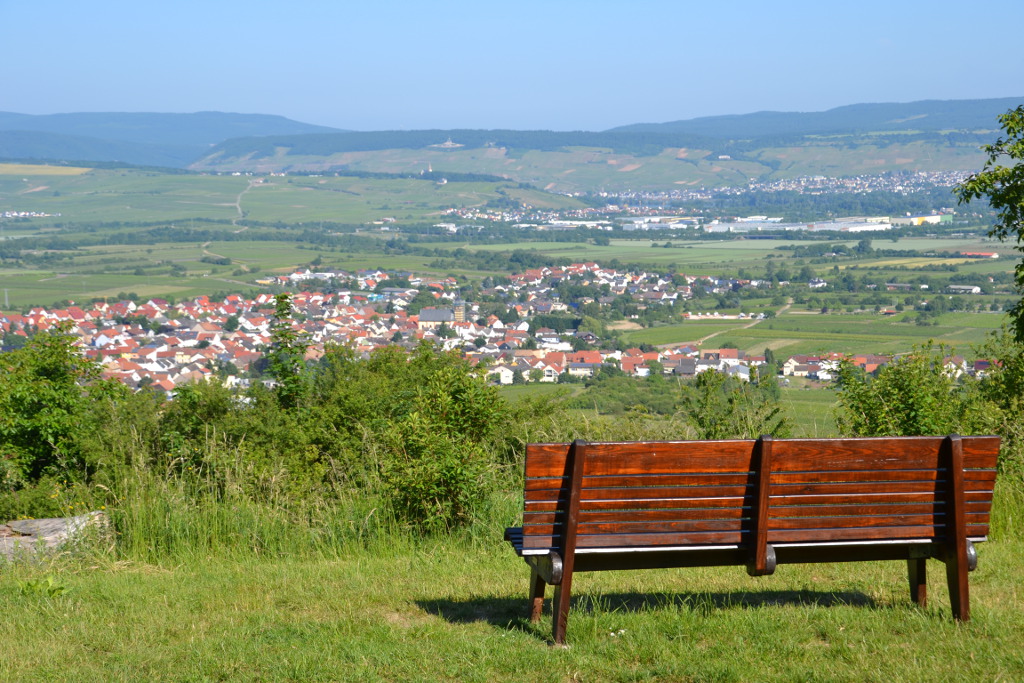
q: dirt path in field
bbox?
[693,298,793,346]
[231,179,258,228]
[214,277,267,288]
[203,247,229,259]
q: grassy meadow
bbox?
[1,484,1021,681]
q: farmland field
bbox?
[712,310,1003,356]
[0,168,581,228]
[0,163,92,176]
[618,320,752,346]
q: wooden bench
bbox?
[504,435,1000,644]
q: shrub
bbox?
[834,342,999,438]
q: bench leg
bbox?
[529,568,546,623]
[908,557,927,608]
[946,549,970,621]
[552,578,573,646]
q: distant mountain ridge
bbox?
[608,97,1024,138]
[2,98,1020,190]
[0,111,344,167]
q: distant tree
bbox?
[676,370,789,440]
[266,293,309,410]
[406,289,438,315]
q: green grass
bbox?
[1,498,1021,681]
[498,383,574,402]
[715,310,1008,357]
[618,321,750,346]
[781,385,839,437]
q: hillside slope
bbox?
[0,111,343,168]
[608,97,1023,137]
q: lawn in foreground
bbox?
[1,506,1021,682]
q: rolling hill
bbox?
[0,111,343,168]
[2,98,1020,190]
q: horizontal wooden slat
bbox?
[525,495,752,514]
[770,469,996,485]
[525,505,751,527]
[526,484,753,504]
[767,523,990,544]
[525,440,758,478]
[768,512,989,531]
[526,518,748,538]
[523,530,749,550]
[770,437,999,473]
[770,490,992,507]
[768,480,999,497]
[769,501,990,519]
[525,472,754,491]
[526,437,998,477]
[961,436,1002,469]
[771,480,937,496]
[576,530,748,548]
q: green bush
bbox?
[834,342,999,438]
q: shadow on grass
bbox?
[416,588,875,636]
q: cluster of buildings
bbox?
[0,260,991,394]
[2,210,59,219]
[596,170,971,204]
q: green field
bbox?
[715,310,1007,356]
[192,134,991,193]
[618,320,751,346]
[0,168,582,229]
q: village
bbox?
[0,261,989,393]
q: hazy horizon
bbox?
[3,0,1022,131]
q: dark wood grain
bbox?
[909,557,927,608]
[509,434,1001,643]
[749,435,775,576]
[552,439,586,645]
[944,435,970,621]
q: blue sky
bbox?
[3,0,1022,131]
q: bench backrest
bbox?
[521,436,1000,554]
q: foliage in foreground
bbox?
[834,335,1024,476]
[955,104,1024,341]
[1,320,1023,561]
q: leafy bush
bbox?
[0,325,127,489]
[676,370,791,439]
[834,342,998,438]
[976,329,1024,478]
